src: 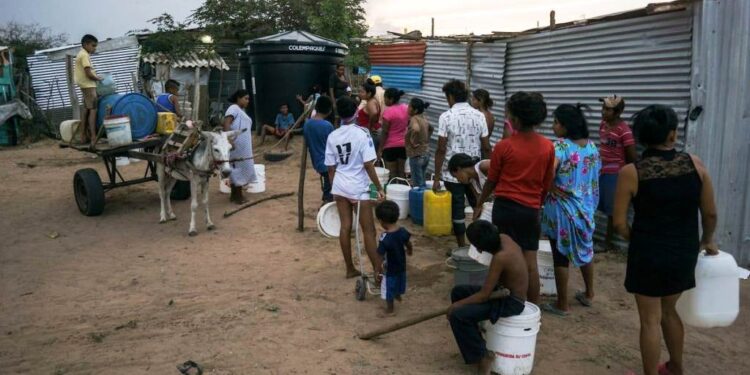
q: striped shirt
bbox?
[599,120,635,174]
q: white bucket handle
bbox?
[445,257,458,269]
[375,158,385,167]
[387,177,412,188]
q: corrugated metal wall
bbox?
[470,42,507,144]
[28,46,140,110]
[688,0,750,265]
[505,9,694,145]
[369,43,426,91]
[369,66,423,91]
[405,42,468,173]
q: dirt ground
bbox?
[1,138,748,375]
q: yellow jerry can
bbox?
[424,190,452,236]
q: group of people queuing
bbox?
[302,69,719,375]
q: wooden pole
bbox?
[431,18,435,38]
[193,67,201,122]
[297,138,308,232]
[223,191,295,218]
[65,55,80,120]
[357,288,510,340]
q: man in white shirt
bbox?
[325,96,385,279]
[433,79,491,248]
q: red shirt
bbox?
[599,120,635,174]
[487,132,555,209]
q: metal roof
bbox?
[368,42,426,66]
[246,30,347,49]
[141,52,230,70]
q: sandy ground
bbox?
[0,138,748,375]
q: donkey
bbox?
[157,129,243,236]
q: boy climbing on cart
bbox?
[155,79,182,118]
[447,220,528,375]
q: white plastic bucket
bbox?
[129,148,143,163]
[317,202,340,238]
[115,156,130,166]
[468,202,496,266]
[246,164,266,193]
[219,178,231,194]
[103,116,132,147]
[537,240,557,296]
[386,177,411,220]
[486,302,541,375]
[60,120,80,142]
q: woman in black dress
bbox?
[613,105,718,375]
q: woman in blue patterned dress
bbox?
[223,89,257,204]
[541,104,601,316]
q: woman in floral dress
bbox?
[541,104,601,316]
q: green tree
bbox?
[0,22,68,73]
[140,13,205,57]
[306,0,368,67]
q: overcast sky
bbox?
[0,0,653,44]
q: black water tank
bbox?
[245,31,348,129]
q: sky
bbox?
[0,0,654,45]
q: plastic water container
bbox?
[97,93,157,139]
[156,112,178,135]
[246,164,266,193]
[219,178,231,194]
[60,120,80,142]
[115,156,130,166]
[676,250,749,328]
[486,302,541,375]
[409,187,426,225]
[95,73,117,97]
[447,247,489,286]
[537,240,557,296]
[375,165,389,188]
[424,190,452,236]
[316,202,341,238]
[385,177,411,220]
[103,116,132,147]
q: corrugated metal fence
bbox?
[369,43,426,91]
[397,5,696,251]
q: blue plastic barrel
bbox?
[97,93,157,139]
[409,187,426,225]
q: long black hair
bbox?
[384,88,405,104]
[472,89,493,109]
[361,82,376,98]
[448,153,480,173]
[553,103,590,140]
[409,97,430,114]
[228,89,249,104]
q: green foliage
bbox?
[0,22,68,73]
[140,13,209,57]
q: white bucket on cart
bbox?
[538,240,557,296]
[486,302,541,375]
[386,177,411,220]
[246,164,266,193]
[115,157,130,166]
[103,116,132,147]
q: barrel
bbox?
[97,93,157,139]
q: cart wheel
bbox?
[170,180,191,200]
[355,278,366,301]
[73,168,105,216]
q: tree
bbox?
[0,22,68,73]
[140,13,205,57]
[306,0,368,67]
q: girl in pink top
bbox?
[379,88,409,179]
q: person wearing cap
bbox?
[598,95,637,251]
[368,75,386,122]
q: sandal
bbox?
[658,362,674,375]
[575,291,593,307]
[541,303,569,317]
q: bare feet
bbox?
[477,352,495,375]
[345,269,362,279]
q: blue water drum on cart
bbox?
[410,187,426,225]
[97,93,157,139]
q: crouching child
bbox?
[447,220,529,375]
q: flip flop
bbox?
[658,362,674,375]
[575,291,593,307]
[541,303,569,317]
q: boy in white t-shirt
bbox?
[325,96,385,279]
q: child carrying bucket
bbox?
[375,201,413,316]
[447,220,529,375]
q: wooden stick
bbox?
[223,192,295,218]
[357,288,510,340]
[297,138,308,232]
